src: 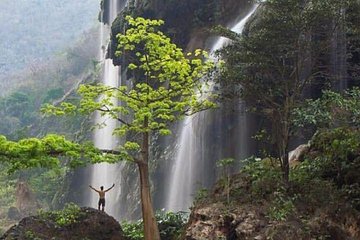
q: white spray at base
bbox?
[165,5,259,212]
[88,0,124,219]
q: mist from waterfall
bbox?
[165,5,259,212]
[88,0,125,220]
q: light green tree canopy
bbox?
[0,134,115,173]
[43,16,215,162]
[43,16,216,239]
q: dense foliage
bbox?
[220,0,359,181]
[122,211,188,240]
[0,134,109,173]
[293,88,360,129]
[38,203,84,227]
[292,89,360,210]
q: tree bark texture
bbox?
[139,119,160,240]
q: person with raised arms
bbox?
[89,184,115,212]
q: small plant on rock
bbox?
[194,188,209,205]
[24,230,41,240]
[39,203,83,227]
[267,189,296,222]
[217,158,235,205]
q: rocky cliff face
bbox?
[132,0,253,45]
[1,207,126,240]
[184,128,360,240]
[109,0,253,65]
[185,202,267,240]
[185,172,360,240]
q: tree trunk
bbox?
[138,162,160,240]
[283,98,292,185]
[282,151,289,184]
[276,108,290,185]
[138,118,160,240]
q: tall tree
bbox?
[220,0,350,182]
[44,16,214,239]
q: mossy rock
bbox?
[1,207,127,240]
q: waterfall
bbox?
[165,5,259,212]
[88,0,125,219]
[211,5,259,52]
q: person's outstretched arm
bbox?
[89,185,100,193]
[105,183,115,192]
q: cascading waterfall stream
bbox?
[210,5,259,52]
[88,0,125,220]
[165,5,259,212]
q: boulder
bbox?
[289,144,310,167]
[185,203,266,240]
[1,207,127,240]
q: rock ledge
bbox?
[1,207,126,240]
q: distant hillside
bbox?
[0,0,99,84]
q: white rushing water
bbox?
[165,4,259,212]
[210,5,259,52]
[88,0,124,219]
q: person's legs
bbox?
[102,199,105,211]
[98,199,101,210]
[99,199,105,211]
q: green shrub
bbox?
[242,156,282,198]
[194,188,209,205]
[0,165,16,214]
[122,220,143,240]
[122,210,188,240]
[157,210,188,239]
[292,128,360,210]
[29,167,67,208]
[39,203,83,227]
[266,190,296,221]
[24,230,42,240]
[217,158,235,205]
[289,127,360,211]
